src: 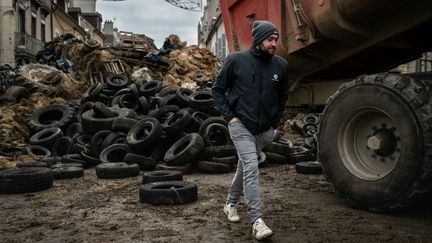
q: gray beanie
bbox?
[252,21,279,46]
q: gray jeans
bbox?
[226,121,275,223]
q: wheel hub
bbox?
[367,128,397,157]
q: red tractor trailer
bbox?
[220,0,432,211]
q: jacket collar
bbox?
[249,46,274,61]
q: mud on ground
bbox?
[1,164,431,242]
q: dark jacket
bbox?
[212,47,289,135]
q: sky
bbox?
[95,0,205,48]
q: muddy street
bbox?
[1,163,431,243]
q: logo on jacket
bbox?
[271,74,279,82]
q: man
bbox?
[212,20,289,240]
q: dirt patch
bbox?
[0,164,431,242]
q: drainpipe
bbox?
[50,0,54,40]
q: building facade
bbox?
[0,0,104,67]
[198,0,228,60]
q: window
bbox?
[31,10,36,37]
[221,34,226,59]
[18,8,26,33]
[41,15,46,43]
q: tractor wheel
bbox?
[318,73,432,211]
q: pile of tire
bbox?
[0,64,17,94]
[287,113,323,175]
[23,74,237,181]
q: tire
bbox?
[61,154,87,168]
[318,73,432,210]
[77,101,94,123]
[203,145,237,158]
[126,117,161,151]
[156,162,193,174]
[96,162,140,179]
[196,160,231,173]
[111,117,138,133]
[16,161,48,168]
[164,133,204,166]
[80,151,100,167]
[265,152,289,164]
[198,117,227,136]
[118,93,140,111]
[202,123,231,146]
[99,143,131,163]
[29,127,63,151]
[90,130,112,157]
[65,122,82,138]
[162,109,192,134]
[28,104,74,132]
[303,113,320,124]
[82,82,103,102]
[189,90,215,110]
[25,145,52,158]
[124,153,157,170]
[106,74,129,90]
[3,86,29,101]
[185,111,209,133]
[0,167,53,194]
[209,156,237,166]
[51,136,72,157]
[140,80,162,97]
[263,142,293,157]
[158,84,179,97]
[295,161,323,175]
[93,102,115,118]
[287,146,316,163]
[142,170,183,184]
[81,108,131,134]
[139,181,197,205]
[52,167,84,179]
[175,87,193,107]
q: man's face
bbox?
[258,34,279,55]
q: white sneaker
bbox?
[223,203,240,222]
[252,218,273,240]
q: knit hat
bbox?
[252,21,279,46]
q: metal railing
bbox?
[14,32,43,56]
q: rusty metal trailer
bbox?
[220,0,432,210]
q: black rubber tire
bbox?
[90,130,112,157]
[302,122,318,137]
[164,133,204,166]
[124,153,157,170]
[158,84,179,97]
[189,90,215,110]
[25,145,52,158]
[96,162,140,179]
[318,73,432,211]
[106,74,129,90]
[202,123,231,146]
[51,136,72,157]
[287,147,316,163]
[80,151,100,167]
[99,143,131,163]
[202,145,237,158]
[52,167,84,179]
[198,117,227,136]
[16,161,48,168]
[51,163,84,169]
[142,170,183,184]
[126,117,161,151]
[118,93,140,111]
[175,87,193,107]
[263,142,293,157]
[265,152,289,164]
[65,122,82,138]
[111,117,138,133]
[196,160,231,173]
[138,96,150,115]
[303,113,320,124]
[0,167,53,194]
[149,105,179,121]
[37,156,61,166]
[129,82,140,97]
[61,154,87,168]
[209,156,237,166]
[29,127,63,151]
[295,161,323,175]
[149,96,168,110]
[93,102,115,118]
[140,80,162,97]
[155,162,193,174]
[162,109,192,135]
[185,111,209,133]
[28,104,74,132]
[82,82,103,102]
[81,108,132,134]
[139,181,197,205]
[77,101,94,123]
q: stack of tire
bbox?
[289,113,323,175]
[139,170,198,205]
[24,73,237,180]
